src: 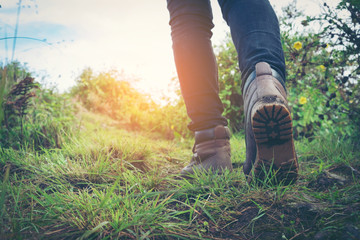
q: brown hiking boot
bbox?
[181,125,232,176]
[243,62,298,184]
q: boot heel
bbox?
[251,102,298,184]
[252,104,292,143]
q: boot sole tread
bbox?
[251,103,298,184]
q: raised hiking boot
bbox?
[243,62,298,185]
[181,125,232,176]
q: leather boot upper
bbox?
[181,125,232,176]
[242,62,288,175]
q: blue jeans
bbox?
[167,0,286,131]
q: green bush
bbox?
[0,62,31,126]
[0,62,76,149]
[280,1,359,139]
[70,69,191,139]
[216,36,244,132]
[214,1,359,139]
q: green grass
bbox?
[1,110,359,239]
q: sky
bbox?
[0,0,329,101]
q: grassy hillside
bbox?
[1,106,359,239]
[1,2,359,236]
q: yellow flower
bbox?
[170,125,174,130]
[319,65,326,72]
[299,96,307,105]
[293,41,302,50]
[350,100,354,104]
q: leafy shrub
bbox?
[71,69,191,139]
[214,1,359,139]
[280,1,359,139]
[0,62,31,126]
[216,36,243,132]
[0,62,76,149]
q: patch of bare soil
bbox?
[194,164,360,240]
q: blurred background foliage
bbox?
[0,0,359,149]
[70,68,190,139]
[215,0,359,140]
[282,0,359,139]
[0,62,75,149]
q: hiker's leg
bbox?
[217,0,286,89]
[167,0,232,176]
[167,0,227,132]
[218,0,298,183]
